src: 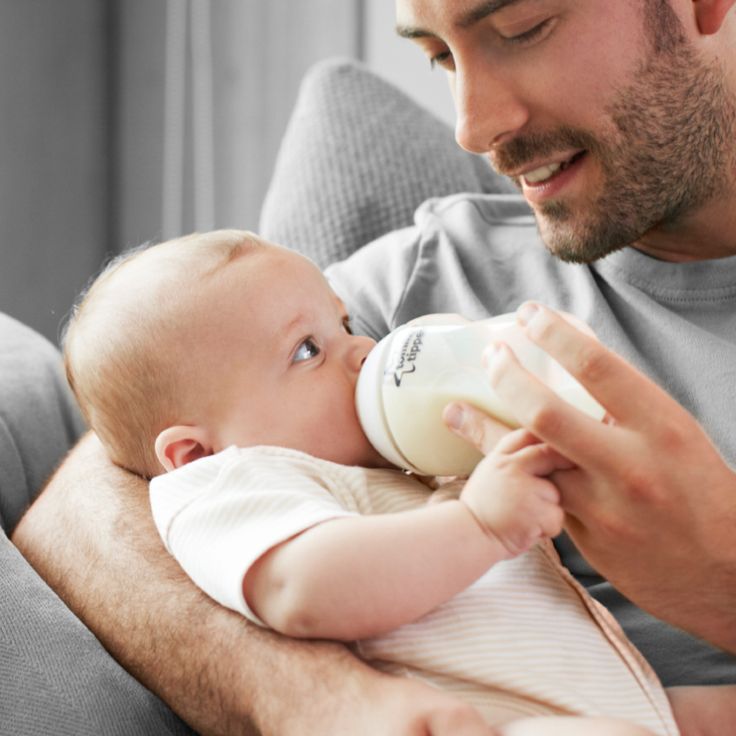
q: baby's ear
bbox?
[155,425,213,472]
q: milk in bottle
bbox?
[355,313,605,477]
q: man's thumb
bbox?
[442,402,510,455]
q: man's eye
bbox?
[293,337,320,363]
[429,50,454,71]
[502,18,553,45]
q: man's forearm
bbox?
[11,433,379,736]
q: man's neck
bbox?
[634,191,736,263]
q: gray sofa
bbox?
[0,59,507,734]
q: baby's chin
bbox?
[329,436,392,470]
[320,426,396,469]
[358,443,396,470]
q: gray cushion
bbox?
[259,57,513,268]
[0,314,194,735]
[0,313,85,534]
[0,528,194,735]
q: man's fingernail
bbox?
[444,404,465,430]
[517,302,540,327]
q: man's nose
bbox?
[452,58,529,155]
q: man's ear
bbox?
[155,425,214,472]
[694,0,735,35]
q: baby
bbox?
[64,229,733,736]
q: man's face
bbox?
[396,0,736,262]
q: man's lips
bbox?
[499,150,588,186]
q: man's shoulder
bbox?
[413,192,545,262]
[326,192,553,338]
[329,192,539,274]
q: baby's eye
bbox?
[293,337,321,363]
[342,316,353,335]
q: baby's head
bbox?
[64,230,386,478]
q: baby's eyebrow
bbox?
[276,314,307,352]
[282,314,304,334]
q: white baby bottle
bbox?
[355,313,605,477]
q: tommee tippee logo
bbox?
[386,329,424,387]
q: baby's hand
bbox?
[460,429,573,557]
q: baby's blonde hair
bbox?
[64,229,262,477]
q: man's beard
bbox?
[490,11,736,264]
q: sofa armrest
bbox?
[0,313,85,534]
[0,313,195,735]
[0,528,196,735]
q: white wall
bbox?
[364,0,455,128]
[0,0,109,344]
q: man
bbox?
[13,1,736,734]
[386,0,736,653]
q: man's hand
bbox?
[304,672,497,736]
[458,429,570,556]
[445,303,736,653]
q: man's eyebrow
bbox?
[396,0,524,39]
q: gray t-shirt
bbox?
[326,192,736,688]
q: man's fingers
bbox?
[550,467,596,521]
[426,705,499,735]
[515,303,678,427]
[443,402,511,455]
[485,342,616,468]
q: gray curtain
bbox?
[0,0,364,344]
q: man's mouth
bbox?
[521,151,587,186]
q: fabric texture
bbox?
[259,57,513,269]
[0,529,194,736]
[325,191,736,688]
[0,313,86,534]
[150,445,677,735]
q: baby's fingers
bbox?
[538,498,565,538]
[508,495,564,553]
[506,443,576,477]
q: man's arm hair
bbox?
[11,433,388,736]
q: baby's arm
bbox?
[245,429,570,641]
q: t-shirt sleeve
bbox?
[149,447,356,625]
